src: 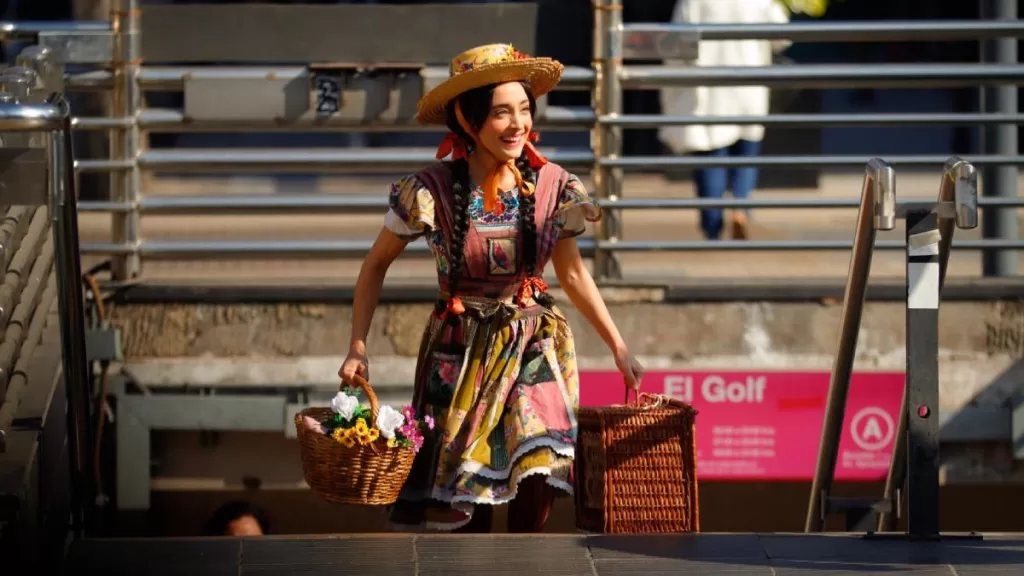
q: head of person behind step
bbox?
[202,500,271,537]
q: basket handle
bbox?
[345,373,380,425]
[623,389,674,410]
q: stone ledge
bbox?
[105,300,1024,359]
[110,276,1024,305]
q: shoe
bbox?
[731,212,749,240]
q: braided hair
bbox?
[443,81,554,308]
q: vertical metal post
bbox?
[805,159,895,532]
[47,96,95,537]
[877,158,978,533]
[16,48,62,151]
[904,209,942,540]
[592,0,622,280]
[0,69,37,147]
[110,0,142,281]
[980,0,1018,277]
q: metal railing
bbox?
[0,56,92,555]
[805,157,979,536]
[2,4,1024,282]
[591,0,1023,279]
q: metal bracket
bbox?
[823,489,901,532]
[1012,391,1024,461]
[37,30,116,65]
[85,327,123,363]
[618,24,700,61]
[15,47,64,97]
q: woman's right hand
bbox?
[338,349,369,389]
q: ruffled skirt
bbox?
[386,297,580,531]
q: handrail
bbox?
[804,158,896,533]
[619,64,1024,89]
[599,113,1024,127]
[0,102,63,130]
[601,154,1024,168]
[0,96,92,538]
[74,237,1024,258]
[74,193,1024,216]
[874,158,979,532]
[623,20,1024,43]
[0,20,110,40]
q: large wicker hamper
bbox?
[574,392,699,534]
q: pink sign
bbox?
[580,370,905,481]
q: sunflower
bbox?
[331,428,347,443]
[367,428,380,442]
[354,419,369,435]
[387,437,399,448]
[340,434,356,448]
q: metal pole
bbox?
[805,159,896,532]
[48,98,94,537]
[981,0,1018,277]
[110,0,142,281]
[876,158,978,533]
[904,209,942,540]
[591,0,622,280]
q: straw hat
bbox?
[416,43,564,126]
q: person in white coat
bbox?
[659,0,791,240]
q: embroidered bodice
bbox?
[383,162,600,298]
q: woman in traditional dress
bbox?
[338,44,644,533]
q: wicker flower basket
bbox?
[574,391,699,534]
[295,375,416,506]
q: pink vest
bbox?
[415,162,570,299]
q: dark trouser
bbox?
[452,476,557,533]
[691,138,762,240]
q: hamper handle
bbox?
[625,388,658,407]
[623,389,676,410]
[346,373,380,425]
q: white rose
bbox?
[330,391,359,420]
[375,405,406,439]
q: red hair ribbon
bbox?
[435,132,469,162]
[516,276,549,307]
[523,131,548,174]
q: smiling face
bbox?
[450,81,535,164]
[477,82,533,163]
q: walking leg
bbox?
[727,138,762,240]
[452,505,494,534]
[507,476,556,533]
[693,147,729,240]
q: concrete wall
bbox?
[105,289,1024,487]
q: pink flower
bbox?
[402,406,416,421]
[424,415,435,430]
[439,362,459,383]
[398,422,417,440]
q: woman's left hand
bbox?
[613,345,644,393]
